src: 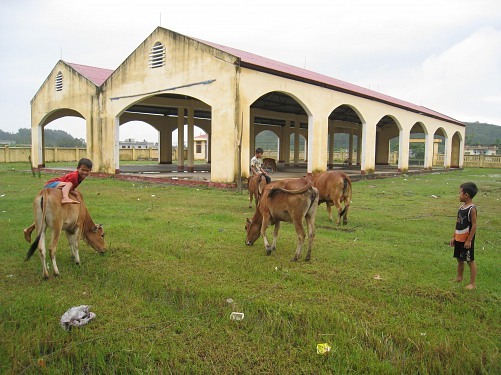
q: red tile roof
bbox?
[196,39,463,126]
[62,32,462,126]
[65,62,114,86]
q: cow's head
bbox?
[83,224,106,253]
[245,218,261,246]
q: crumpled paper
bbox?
[60,305,96,331]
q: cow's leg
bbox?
[48,229,62,276]
[342,201,350,225]
[38,230,49,279]
[260,217,273,255]
[326,203,333,222]
[291,220,306,261]
[249,191,253,208]
[334,199,343,226]
[304,214,316,262]
[66,231,80,264]
[271,221,280,252]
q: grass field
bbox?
[0,163,500,374]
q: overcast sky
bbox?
[1,0,500,142]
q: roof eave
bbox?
[240,61,464,127]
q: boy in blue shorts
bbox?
[23,158,93,242]
[449,182,478,290]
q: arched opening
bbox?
[433,128,447,167]
[451,132,462,168]
[250,91,309,171]
[328,105,363,169]
[38,110,86,167]
[255,130,279,159]
[117,93,211,173]
[375,115,400,167]
[409,123,427,167]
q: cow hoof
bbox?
[266,249,272,256]
[54,273,60,277]
[291,257,299,262]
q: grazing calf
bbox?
[25,189,105,279]
[308,171,352,225]
[247,173,268,208]
[262,158,277,172]
[245,178,319,261]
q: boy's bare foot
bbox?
[62,199,80,204]
[451,278,462,283]
[23,228,31,243]
[465,284,475,290]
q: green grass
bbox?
[1,163,500,374]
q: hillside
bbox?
[0,128,85,147]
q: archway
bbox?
[375,115,400,167]
[409,123,427,167]
[250,91,309,170]
[451,132,462,168]
[328,105,363,169]
[117,93,212,172]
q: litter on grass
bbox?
[60,305,96,331]
[317,343,331,355]
[229,312,244,321]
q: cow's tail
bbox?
[268,180,312,198]
[339,176,352,217]
[25,234,40,260]
[308,186,319,212]
[25,190,48,261]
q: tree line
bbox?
[0,128,86,147]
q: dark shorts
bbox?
[453,241,475,262]
[44,181,60,188]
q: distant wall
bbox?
[2,146,500,168]
[0,146,197,163]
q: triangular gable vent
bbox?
[55,71,63,91]
[149,42,165,68]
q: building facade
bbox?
[31,27,465,183]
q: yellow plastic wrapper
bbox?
[316,343,331,355]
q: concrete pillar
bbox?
[177,108,184,171]
[307,115,328,174]
[294,120,300,166]
[159,127,172,164]
[443,136,452,169]
[187,106,195,172]
[328,126,334,169]
[356,130,361,165]
[249,109,255,158]
[284,120,292,166]
[361,122,376,174]
[424,133,434,170]
[348,130,354,165]
[398,128,410,173]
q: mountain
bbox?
[0,128,86,147]
[464,122,501,146]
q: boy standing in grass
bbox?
[449,182,478,290]
[23,158,93,242]
[250,147,271,184]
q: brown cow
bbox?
[307,171,352,225]
[245,178,319,261]
[246,173,268,208]
[25,189,105,279]
[262,158,277,172]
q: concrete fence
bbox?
[1,146,500,168]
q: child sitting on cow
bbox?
[250,147,271,184]
[23,158,93,242]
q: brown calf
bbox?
[247,173,268,208]
[308,171,352,225]
[25,189,105,279]
[262,158,277,172]
[245,178,319,261]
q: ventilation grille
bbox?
[55,72,63,91]
[149,42,165,68]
